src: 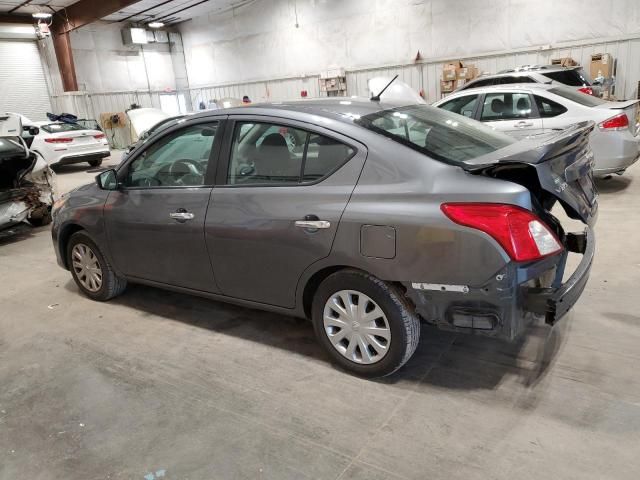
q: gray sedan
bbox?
[51,99,596,377]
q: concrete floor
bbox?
[1,153,639,480]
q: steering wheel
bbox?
[157,159,204,186]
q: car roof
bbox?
[495,65,580,74]
[444,83,556,97]
[188,97,413,125]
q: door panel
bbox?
[104,120,222,292]
[105,188,218,292]
[206,119,366,308]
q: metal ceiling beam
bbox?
[52,0,144,34]
[50,0,144,91]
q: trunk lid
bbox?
[593,100,640,136]
[463,122,597,225]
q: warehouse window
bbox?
[534,96,567,117]
[226,122,354,185]
[439,94,479,118]
[480,92,535,121]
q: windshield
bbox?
[548,86,606,107]
[357,105,514,164]
[40,123,85,133]
[542,68,591,86]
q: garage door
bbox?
[0,39,52,122]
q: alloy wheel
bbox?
[71,243,103,292]
[323,290,391,364]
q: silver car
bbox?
[433,83,640,176]
[51,99,596,377]
[457,65,597,96]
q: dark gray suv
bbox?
[51,99,596,377]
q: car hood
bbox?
[127,108,171,137]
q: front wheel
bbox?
[88,159,103,167]
[311,270,420,378]
[67,231,127,301]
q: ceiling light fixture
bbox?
[32,12,52,19]
[148,22,164,28]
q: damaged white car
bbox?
[0,114,57,229]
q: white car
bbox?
[28,119,110,168]
[433,83,640,176]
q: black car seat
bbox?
[490,98,505,119]
[516,97,531,116]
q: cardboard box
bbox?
[457,66,479,79]
[551,57,578,67]
[442,69,457,81]
[440,80,455,92]
[590,53,613,79]
[455,79,467,89]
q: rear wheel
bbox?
[67,232,126,301]
[311,270,420,377]
[88,159,103,167]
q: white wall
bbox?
[180,0,640,87]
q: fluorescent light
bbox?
[148,22,164,28]
[32,12,52,19]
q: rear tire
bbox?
[67,231,126,301]
[28,210,52,227]
[88,159,103,167]
[311,269,420,378]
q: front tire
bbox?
[88,159,103,167]
[67,231,126,301]
[311,270,420,378]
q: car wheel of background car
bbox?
[67,231,127,301]
[88,159,103,167]
[311,269,420,377]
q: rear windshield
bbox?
[40,123,85,133]
[357,105,514,164]
[548,86,606,107]
[542,68,590,86]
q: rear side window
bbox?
[542,69,590,86]
[462,78,494,89]
[439,94,479,118]
[357,105,514,165]
[534,95,568,117]
[548,86,606,107]
[480,92,535,121]
[227,122,354,185]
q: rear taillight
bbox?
[598,113,629,131]
[94,133,106,139]
[441,203,563,262]
[578,86,593,96]
[44,137,73,143]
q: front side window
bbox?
[125,122,218,187]
[534,95,568,118]
[357,105,514,165]
[495,75,536,85]
[462,78,494,89]
[480,92,535,121]
[226,122,354,185]
[439,94,479,118]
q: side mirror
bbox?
[28,126,39,136]
[96,169,118,190]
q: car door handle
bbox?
[515,121,534,128]
[170,210,194,221]
[295,220,331,229]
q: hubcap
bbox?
[323,290,391,365]
[71,243,103,292]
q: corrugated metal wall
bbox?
[346,35,640,102]
[49,34,640,149]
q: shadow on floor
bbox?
[595,174,632,193]
[0,223,47,246]
[67,280,568,393]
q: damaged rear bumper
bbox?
[405,227,595,340]
[522,228,594,325]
